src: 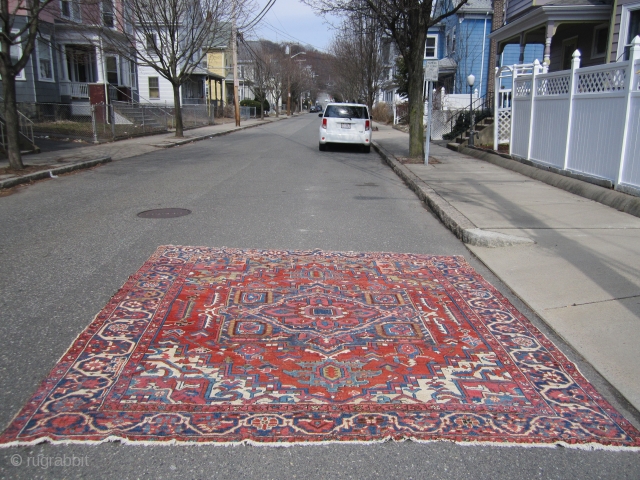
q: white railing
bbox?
[502,35,640,194]
[59,82,90,98]
[494,63,533,147]
[0,97,36,151]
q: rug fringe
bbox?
[1,435,639,451]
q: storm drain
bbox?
[137,208,192,218]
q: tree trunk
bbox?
[2,73,25,170]
[406,20,427,158]
[173,84,184,137]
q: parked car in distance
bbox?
[318,103,372,153]
[310,105,322,113]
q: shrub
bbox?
[223,104,235,118]
[257,98,270,113]
[371,102,393,124]
[240,99,265,116]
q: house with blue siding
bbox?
[376,11,450,106]
[440,0,493,97]
[377,1,537,106]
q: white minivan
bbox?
[318,103,372,153]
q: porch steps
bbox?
[455,117,494,147]
[113,104,167,131]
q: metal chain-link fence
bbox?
[14,102,218,144]
[430,109,466,140]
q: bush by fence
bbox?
[371,102,393,124]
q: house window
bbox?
[562,37,578,70]
[629,10,640,43]
[148,77,159,98]
[591,24,608,59]
[425,35,437,59]
[129,59,137,89]
[625,9,640,60]
[37,36,54,81]
[61,0,80,20]
[105,56,119,84]
[61,0,70,17]
[146,33,157,51]
[0,30,26,80]
[103,0,115,28]
[619,4,640,60]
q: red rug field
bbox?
[1,246,639,448]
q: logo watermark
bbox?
[9,453,89,469]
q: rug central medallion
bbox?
[1,246,639,448]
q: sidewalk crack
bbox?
[547,294,640,310]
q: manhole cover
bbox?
[137,208,192,218]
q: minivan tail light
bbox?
[365,120,370,131]
[322,118,327,129]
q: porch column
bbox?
[60,44,70,81]
[95,44,105,83]
[544,22,555,67]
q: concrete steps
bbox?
[455,117,493,147]
[114,105,166,130]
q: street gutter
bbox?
[0,157,112,190]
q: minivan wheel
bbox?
[363,145,371,154]
[319,143,326,151]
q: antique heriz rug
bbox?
[1,246,640,449]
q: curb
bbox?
[452,145,640,219]
[0,157,112,190]
[1,117,284,189]
[372,141,534,248]
[153,118,280,148]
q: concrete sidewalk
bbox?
[0,115,284,187]
[372,121,640,413]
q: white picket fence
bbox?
[497,36,640,195]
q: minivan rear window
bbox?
[324,105,368,119]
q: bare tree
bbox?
[0,0,56,169]
[91,0,240,137]
[329,11,384,109]
[288,53,313,113]
[304,0,468,157]
[241,39,272,119]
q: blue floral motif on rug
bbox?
[1,246,639,448]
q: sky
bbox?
[247,0,342,52]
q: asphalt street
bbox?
[1,115,639,479]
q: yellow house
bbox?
[205,26,253,110]
[206,47,229,108]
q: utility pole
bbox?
[232,0,240,126]
[286,47,305,116]
[286,45,291,116]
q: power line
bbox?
[238,0,277,32]
[254,20,327,52]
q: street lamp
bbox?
[286,47,306,116]
[467,74,476,147]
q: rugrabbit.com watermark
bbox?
[9,453,89,469]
